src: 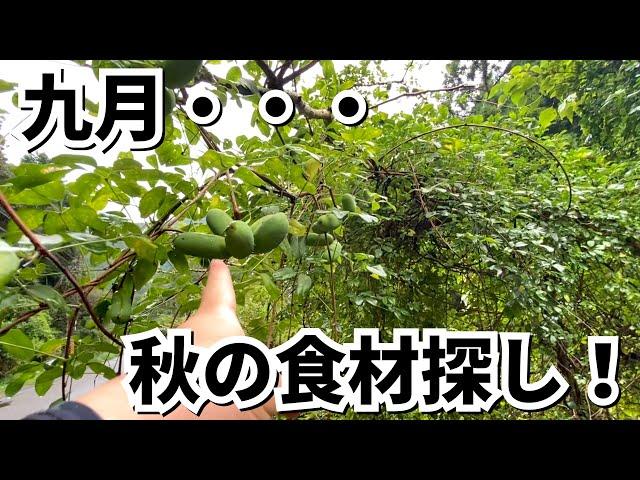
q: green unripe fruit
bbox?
[305,232,334,246]
[163,60,203,89]
[206,209,233,235]
[341,193,357,212]
[319,196,334,208]
[224,221,254,259]
[164,88,176,116]
[312,213,341,234]
[251,212,289,254]
[173,232,230,259]
[111,274,134,324]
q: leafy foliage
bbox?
[0,60,638,419]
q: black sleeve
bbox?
[23,401,103,420]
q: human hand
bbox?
[76,260,278,420]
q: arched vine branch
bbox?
[377,123,573,216]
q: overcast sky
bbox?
[0,60,450,165]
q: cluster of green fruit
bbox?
[173,193,358,260]
[162,60,203,117]
[173,210,290,260]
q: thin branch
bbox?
[255,60,279,88]
[277,60,294,81]
[281,61,319,85]
[164,169,229,230]
[197,66,333,122]
[324,233,338,340]
[249,169,297,202]
[227,175,241,220]
[0,306,46,336]
[370,84,478,109]
[289,92,333,121]
[0,191,123,347]
[61,307,80,401]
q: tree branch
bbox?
[281,60,319,85]
[255,60,279,88]
[289,91,333,121]
[197,65,334,122]
[249,169,297,202]
[277,60,294,81]
[0,306,46,336]
[61,307,80,401]
[370,84,478,109]
[0,191,123,347]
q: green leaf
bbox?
[125,236,158,262]
[366,264,387,279]
[52,154,97,168]
[226,66,242,82]
[39,338,66,355]
[272,267,297,281]
[288,218,307,236]
[133,259,158,289]
[357,213,379,224]
[294,274,312,298]
[88,362,117,379]
[35,367,63,396]
[168,250,189,274]
[4,365,41,397]
[5,377,28,397]
[139,187,167,217]
[84,341,120,354]
[25,284,65,307]
[6,165,68,191]
[0,79,17,92]
[259,273,281,300]
[0,240,20,288]
[8,180,66,205]
[539,107,557,129]
[0,329,36,361]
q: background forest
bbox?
[0,60,638,419]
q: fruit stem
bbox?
[324,233,338,340]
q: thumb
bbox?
[197,260,237,316]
